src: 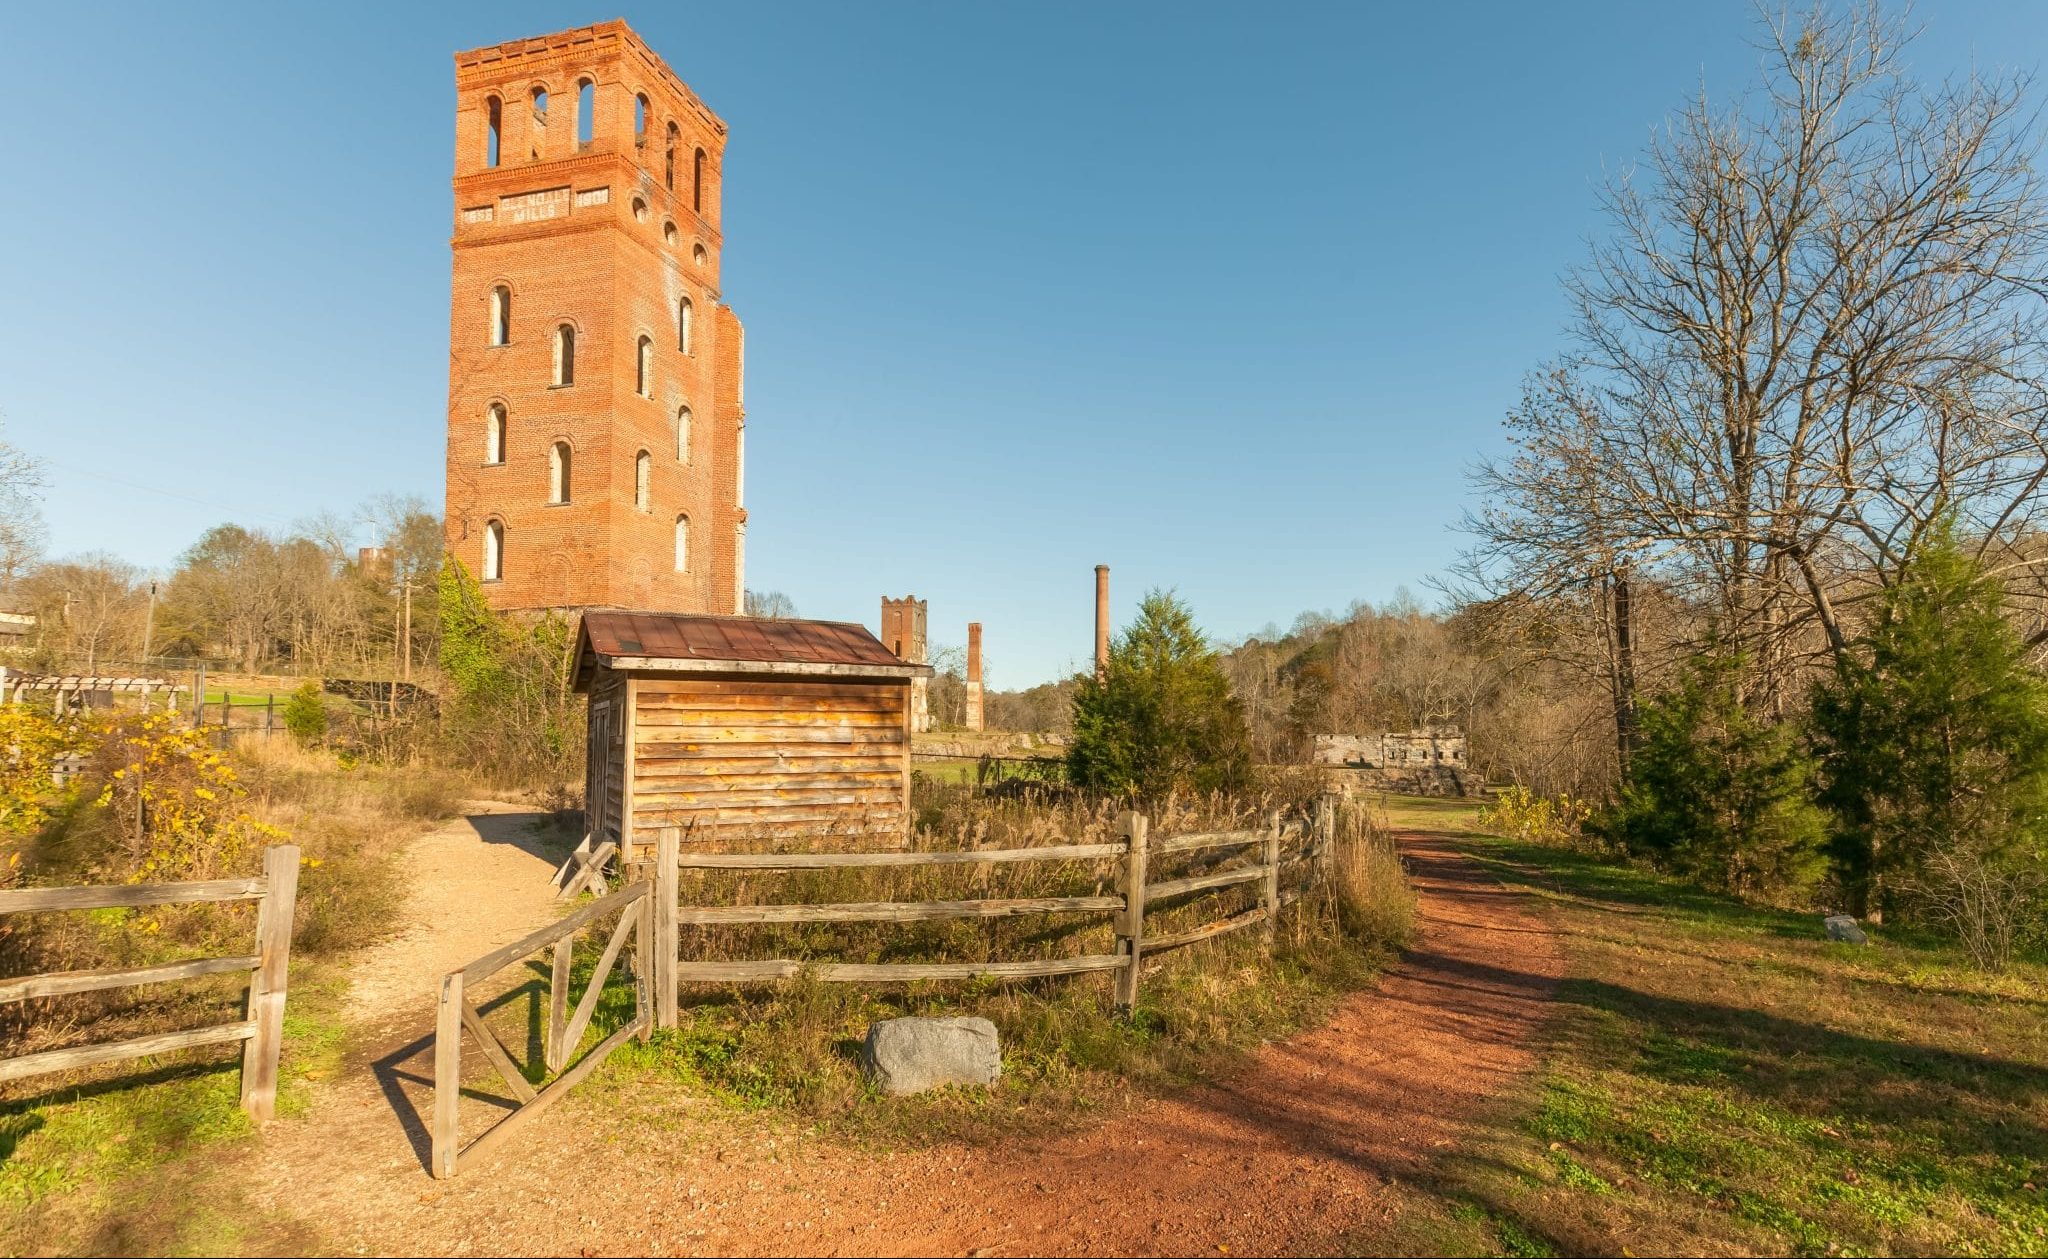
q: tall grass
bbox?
[598,778,1416,1143]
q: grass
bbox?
[560,783,1415,1147]
[0,738,467,1254]
[1373,796,2048,1259]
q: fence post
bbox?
[654,825,679,1030]
[547,935,574,1072]
[240,843,299,1123]
[1316,792,1338,881]
[432,970,463,1179]
[1115,811,1148,1013]
[1263,808,1282,941]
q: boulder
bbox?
[862,1016,1001,1096]
[1824,914,1869,945]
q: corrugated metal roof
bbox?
[580,611,904,668]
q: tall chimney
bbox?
[965,622,984,732]
[1094,565,1110,682]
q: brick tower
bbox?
[879,595,930,733]
[445,20,745,614]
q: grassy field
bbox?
[1370,795,2048,1258]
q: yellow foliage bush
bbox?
[1481,783,1593,847]
[88,714,286,881]
[0,705,95,835]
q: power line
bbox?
[40,458,298,527]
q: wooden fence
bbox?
[0,845,300,1122]
[430,879,652,1179]
[428,796,1337,1176]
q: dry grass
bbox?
[591,776,1416,1146]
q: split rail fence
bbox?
[0,844,300,1121]
[430,795,1338,1177]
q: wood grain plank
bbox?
[674,895,1122,925]
[0,1020,255,1084]
[0,954,257,1004]
[0,878,266,915]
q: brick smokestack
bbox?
[965,622,984,732]
[1094,565,1110,682]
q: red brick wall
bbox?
[444,20,741,614]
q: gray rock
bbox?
[1824,914,1869,945]
[862,1016,1001,1096]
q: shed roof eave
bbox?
[600,654,933,681]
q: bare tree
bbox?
[0,419,46,592]
[1463,2,2048,740]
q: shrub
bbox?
[1590,651,1828,902]
[89,714,285,880]
[281,681,327,748]
[437,556,583,788]
[0,705,94,835]
[1482,784,1593,847]
[1810,525,2048,929]
[1068,590,1253,798]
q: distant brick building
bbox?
[445,20,745,614]
[879,596,931,733]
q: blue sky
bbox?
[3,1,2042,685]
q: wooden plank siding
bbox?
[624,676,911,856]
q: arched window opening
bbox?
[553,324,575,386]
[692,148,706,213]
[664,221,677,246]
[676,406,692,462]
[485,404,506,464]
[483,520,504,582]
[549,441,572,504]
[674,514,690,572]
[678,297,693,355]
[665,122,679,190]
[489,285,510,346]
[692,243,707,268]
[635,450,652,511]
[576,79,595,148]
[636,335,654,398]
[632,196,649,224]
[529,86,548,160]
[634,94,648,144]
[485,96,502,168]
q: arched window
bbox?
[549,441,572,504]
[634,94,648,143]
[634,450,651,511]
[485,96,502,168]
[692,243,707,268]
[485,404,506,464]
[692,148,706,213]
[677,297,693,354]
[664,221,677,246]
[674,514,690,572]
[553,324,575,386]
[676,406,692,462]
[483,520,504,581]
[636,335,653,398]
[489,286,510,346]
[529,86,548,160]
[665,122,679,190]
[576,79,594,149]
[632,196,649,224]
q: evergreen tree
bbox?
[1068,591,1253,797]
[1591,651,1828,900]
[1811,526,2048,922]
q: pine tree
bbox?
[1591,651,1829,901]
[1068,591,1253,797]
[1810,526,2048,924]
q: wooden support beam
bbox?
[673,895,1121,925]
[0,954,257,1004]
[240,844,298,1124]
[671,842,1125,870]
[1116,811,1149,1013]
[654,827,679,1030]
[0,1021,255,1084]
[0,877,265,915]
[459,999,538,1104]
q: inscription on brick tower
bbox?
[444,20,747,614]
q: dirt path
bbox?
[244,827,1564,1257]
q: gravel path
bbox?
[242,826,1563,1256]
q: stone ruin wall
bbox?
[1314,729,1476,797]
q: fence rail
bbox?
[430,880,651,1180]
[427,795,1340,1177]
[0,845,300,1120]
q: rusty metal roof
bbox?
[575,611,925,686]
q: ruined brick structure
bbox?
[445,20,744,613]
[879,596,930,733]
[1314,729,1474,797]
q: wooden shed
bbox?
[572,611,933,860]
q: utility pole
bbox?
[141,581,158,666]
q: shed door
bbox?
[586,697,619,843]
